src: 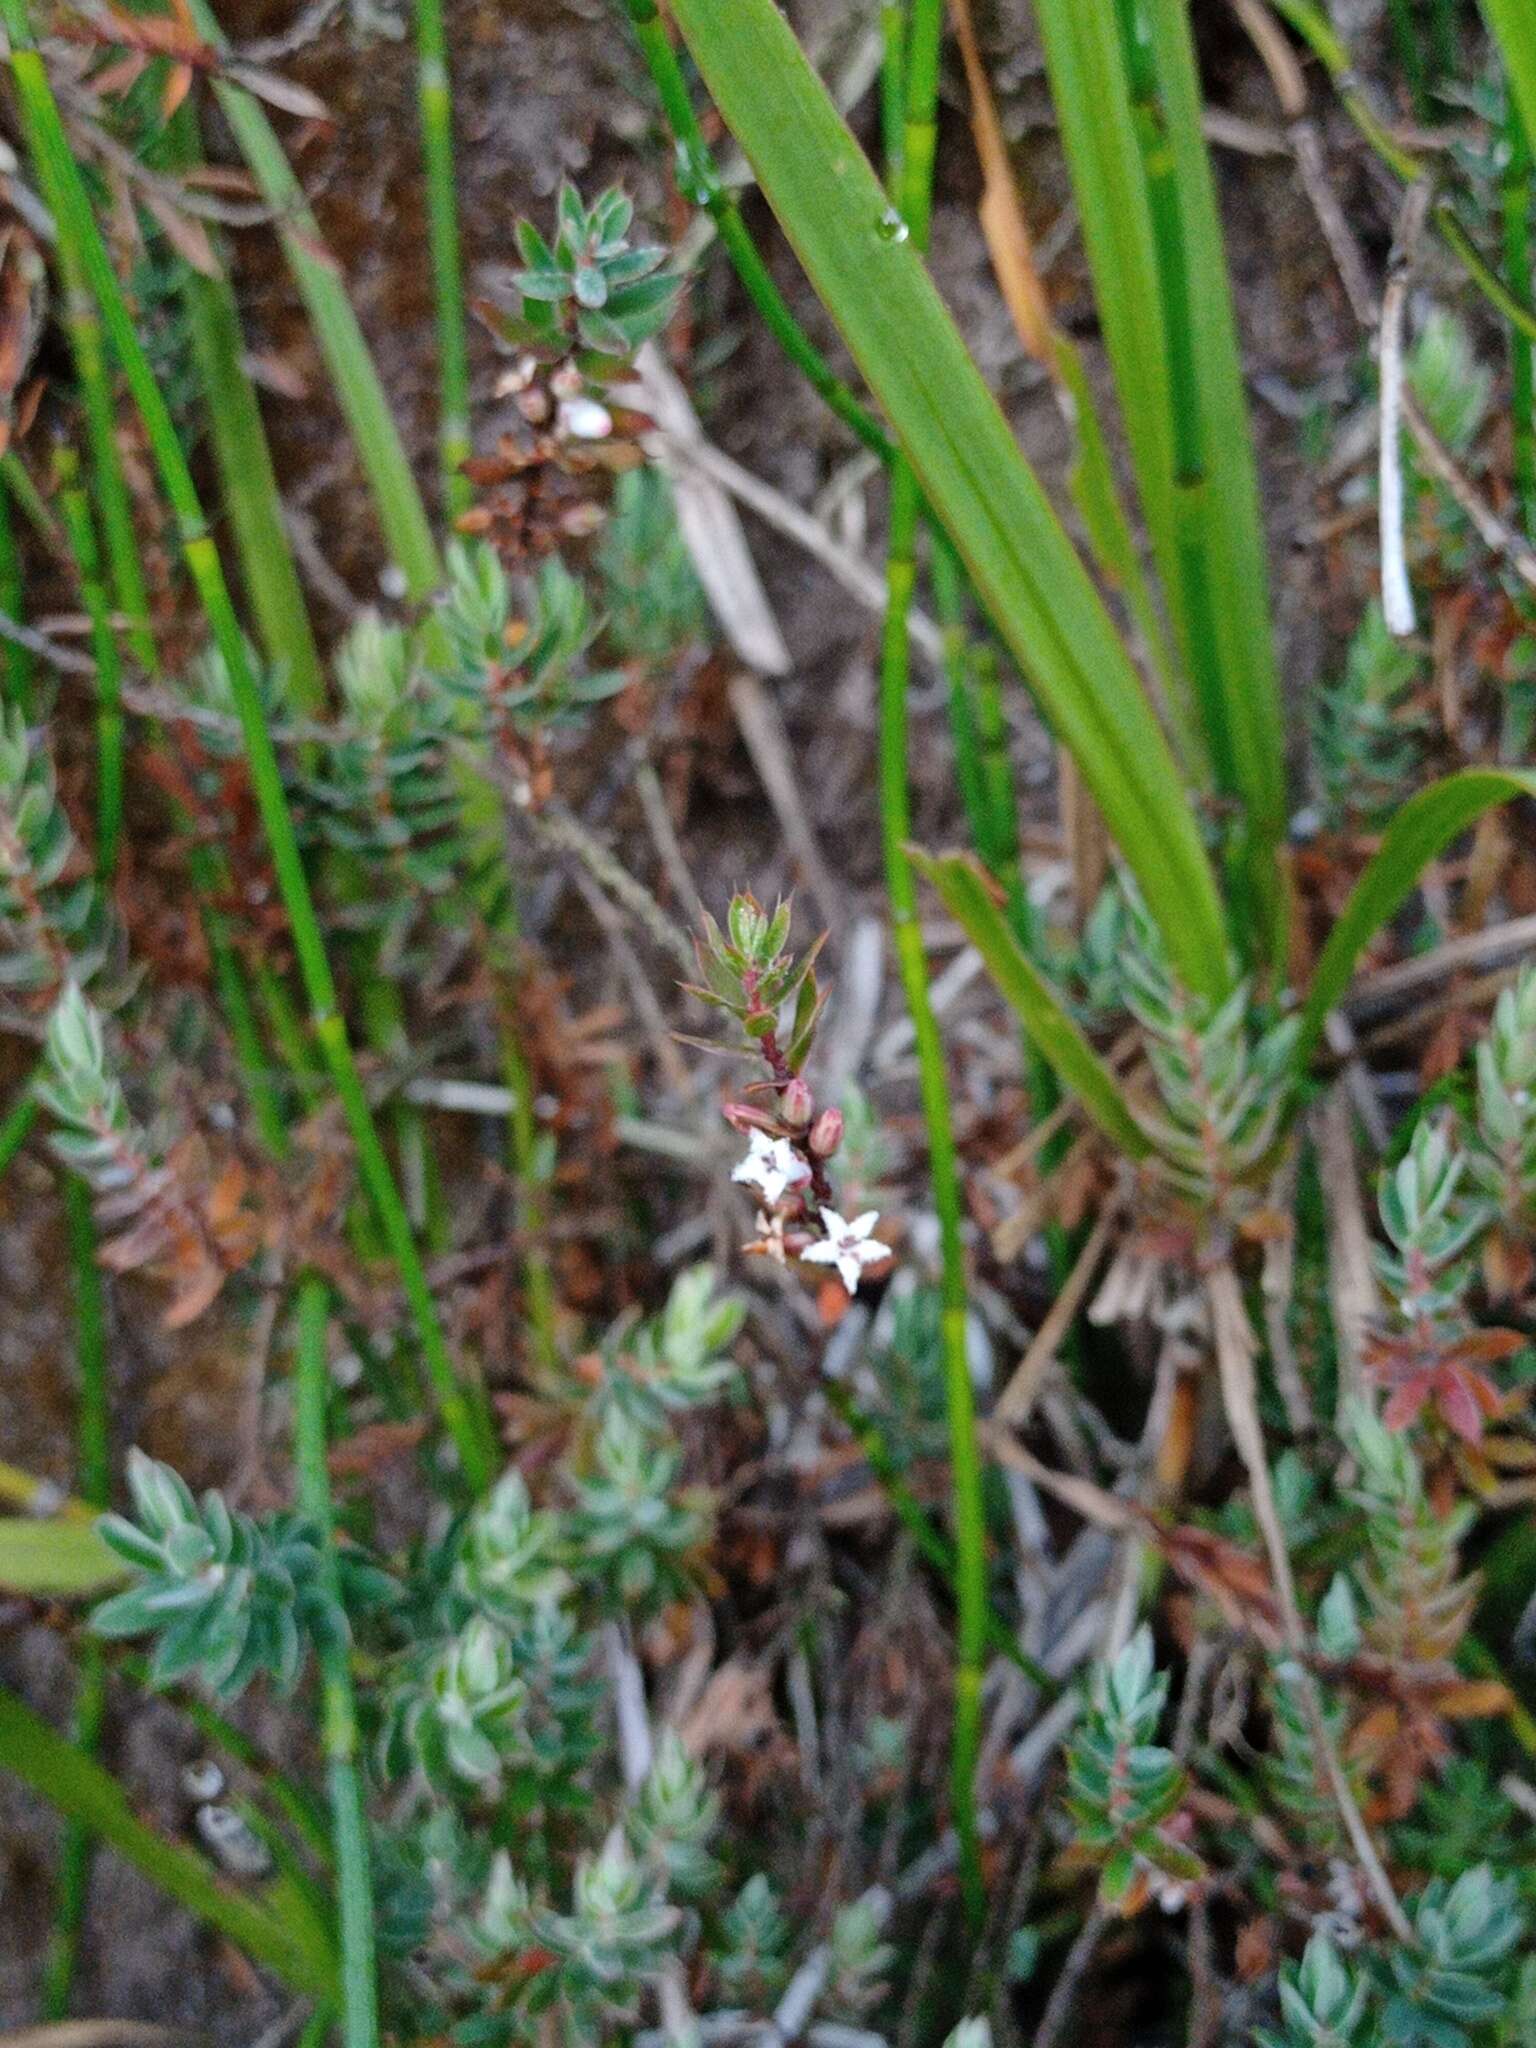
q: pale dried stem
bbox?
[1206,1259,1411,1942]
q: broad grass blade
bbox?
[1298,769,1536,1062]
[667,0,1232,999]
[913,849,1150,1156]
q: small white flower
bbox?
[732,1129,811,1206]
[800,1209,891,1295]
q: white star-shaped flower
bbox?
[731,1129,812,1206]
[800,1209,892,1295]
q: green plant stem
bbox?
[116,1652,332,1864]
[1386,0,1431,120]
[1114,0,1273,954]
[1504,93,1536,540]
[622,0,892,462]
[176,0,440,601]
[55,455,123,878]
[2,450,58,548]
[880,4,906,181]
[0,470,32,711]
[298,2006,336,2048]
[0,1084,38,1172]
[49,245,157,680]
[40,1172,109,2022]
[415,0,472,517]
[820,1377,1057,1693]
[163,107,326,712]
[42,419,126,2013]
[293,1276,380,2048]
[1274,0,1536,345]
[3,2,495,1492]
[1481,0,1536,152]
[0,1680,338,1996]
[28,99,288,1154]
[499,999,559,1378]
[878,0,986,1933]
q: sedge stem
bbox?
[293,1276,381,2048]
[2,1,495,1491]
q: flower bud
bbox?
[780,1078,814,1131]
[722,1100,778,1137]
[807,1108,844,1159]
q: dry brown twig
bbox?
[994,1202,1117,1426]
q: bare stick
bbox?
[727,670,847,929]
[647,429,944,665]
[1206,1261,1411,1942]
[1029,1904,1106,2048]
[994,1204,1116,1424]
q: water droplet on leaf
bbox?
[875,208,909,245]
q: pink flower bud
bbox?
[780,1078,814,1130]
[807,1108,844,1159]
[722,1101,779,1137]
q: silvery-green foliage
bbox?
[0,707,111,1000]
[713,1873,792,2001]
[1375,1119,1482,1322]
[528,1830,680,2024]
[1394,1764,1536,1914]
[1065,1627,1199,1909]
[455,1469,571,1616]
[1264,1659,1350,1856]
[1311,605,1426,832]
[566,1403,709,1609]
[608,1263,745,1422]
[1108,882,1297,1217]
[1408,308,1491,460]
[380,1614,529,1791]
[36,984,136,1190]
[597,466,706,664]
[944,2024,993,2048]
[628,1729,719,1896]
[92,1448,390,1699]
[1347,1405,1477,1664]
[1257,1933,1375,2048]
[305,611,460,899]
[826,1894,895,2018]
[432,541,621,735]
[1382,1866,1524,2047]
[1469,965,1536,1222]
[504,1601,604,1784]
[509,184,681,357]
[1317,1574,1363,1660]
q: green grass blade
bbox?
[0,1682,338,1997]
[1032,0,1284,933]
[1146,0,1285,838]
[56,455,124,875]
[666,0,1230,1000]
[415,0,472,516]
[294,1276,381,2048]
[1481,0,1536,154]
[165,110,326,711]
[1297,768,1536,1064]
[912,849,1150,1157]
[0,1516,124,1595]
